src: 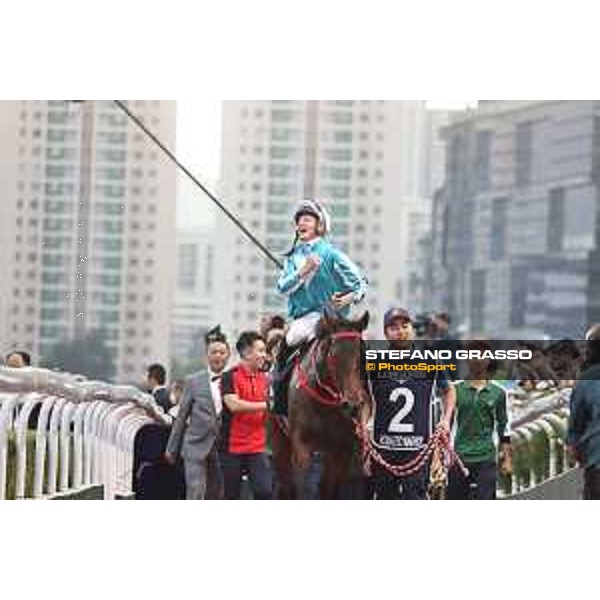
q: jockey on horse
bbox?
[272,199,368,414]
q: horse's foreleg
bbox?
[291,437,312,500]
[271,418,295,500]
[320,452,352,500]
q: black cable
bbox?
[110,100,283,269]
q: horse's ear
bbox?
[356,311,370,332]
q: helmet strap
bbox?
[284,232,300,257]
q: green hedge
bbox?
[4,431,37,500]
[4,431,75,500]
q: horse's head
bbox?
[315,309,370,409]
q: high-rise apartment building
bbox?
[0,100,177,381]
[170,226,216,365]
[428,100,600,338]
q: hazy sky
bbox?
[177,99,222,184]
[176,99,222,228]
[175,100,476,228]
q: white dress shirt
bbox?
[209,369,223,416]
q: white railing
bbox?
[500,388,579,498]
[432,386,578,499]
[0,367,168,500]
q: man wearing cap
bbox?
[567,323,600,499]
[367,308,456,500]
[272,199,368,405]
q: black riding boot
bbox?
[272,339,297,415]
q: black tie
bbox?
[211,374,221,382]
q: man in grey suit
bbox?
[165,327,231,500]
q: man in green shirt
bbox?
[447,341,512,500]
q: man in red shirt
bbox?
[220,331,272,499]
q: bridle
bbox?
[295,330,366,407]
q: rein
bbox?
[353,418,469,480]
[295,331,363,407]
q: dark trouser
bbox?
[584,466,600,500]
[298,453,374,500]
[447,460,497,500]
[304,453,322,500]
[338,474,374,500]
[221,452,273,500]
[373,465,428,500]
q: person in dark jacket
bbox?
[567,323,600,499]
[146,363,171,414]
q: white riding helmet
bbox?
[293,199,331,236]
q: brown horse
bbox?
[271,310,370,499]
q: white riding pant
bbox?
[285,301,365,347]
[285,312,321,347]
